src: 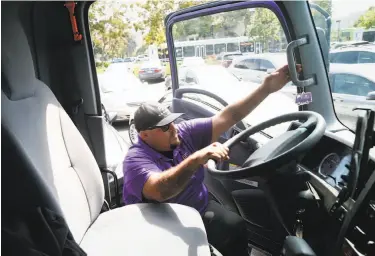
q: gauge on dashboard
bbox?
[318,153,341,178]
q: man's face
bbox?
[139,122,180,151]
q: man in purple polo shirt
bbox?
[123,64,300,256]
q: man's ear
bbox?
[139,130,148,140]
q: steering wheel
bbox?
[207,111,326,179]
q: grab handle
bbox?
[287,37,316,87]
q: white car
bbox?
[280,63,375,130]
[215,51,243,68]
[228,53,287,83]
[329,44,375,64]
[99,67,157,122]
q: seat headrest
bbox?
[1,2,37,101]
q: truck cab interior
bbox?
[2,1,375,256]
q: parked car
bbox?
[111,57,123,63]
[136,54,149,62]
[216,51,243,68]
[99,68,157,122]
[138,60,166,82]
[123,57,136,63]
[228,53,287,83]
[330,40,372,49]
[280,63,375,130]
[329,45,375,64]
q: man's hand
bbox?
[193,142,230,165]
[261,64,302,94]
[143,142,229,202]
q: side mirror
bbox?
[367,91,375,100]
[267,68,276,74]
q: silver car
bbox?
[228,53,287,83]
[138,60,166,82]
[280,63,375,130]
[329,45,375,64]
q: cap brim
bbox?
[155,113,184,126]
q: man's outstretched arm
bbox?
[211,64,301,142]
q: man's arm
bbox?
[143,142,229,202]
[211,84,269,142]
[211,64,300,142]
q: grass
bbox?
[96,66,106,74]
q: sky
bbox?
[331,0,374,19]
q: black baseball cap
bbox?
[134,102,184,132]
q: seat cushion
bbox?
[80,203,211,256]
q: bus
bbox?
[158,36,256,61]
[339,28,375,42]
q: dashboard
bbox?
[300,134,353,191]
[293,131,375,255]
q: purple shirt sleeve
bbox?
[123,153,161,204]
[177,117,213,151]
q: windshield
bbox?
[309,1,375,131]
[172,7,298,137]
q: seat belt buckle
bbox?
[72,98,83,115]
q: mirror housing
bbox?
[367,91,375,100]
[267,68,276,74]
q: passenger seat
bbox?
[1,2,212,255]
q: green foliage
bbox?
[89,1,131,60]
[246,8,281,51]
[131,0,207,46]
[355,6,375,29]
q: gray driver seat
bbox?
[1,2,212,255]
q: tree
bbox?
[135,45,148,56]
[355,6,375,29]
[246,8,281,52]
[125,37,137,57]
[89,1,131,60]
[132,0,207,46]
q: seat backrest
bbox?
[1,2,104,243]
